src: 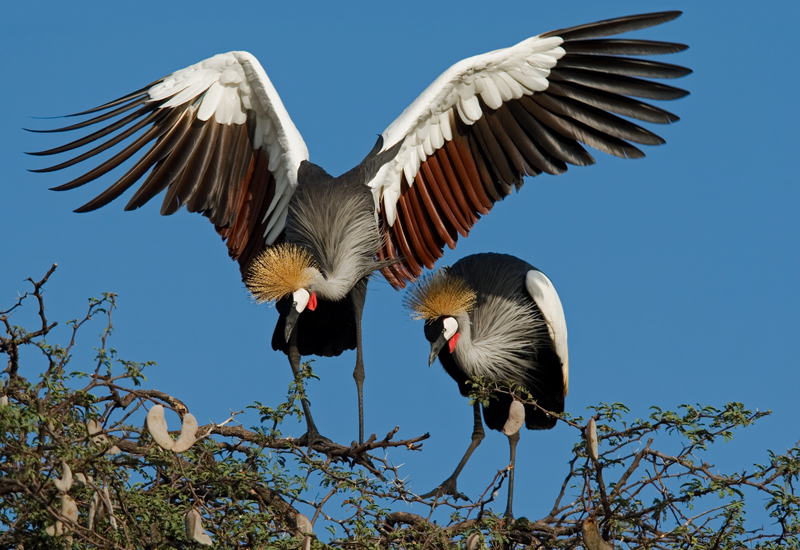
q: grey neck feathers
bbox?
[287,171,382,301]
[451,296,550,388]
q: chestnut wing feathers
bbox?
[369,12,689,288]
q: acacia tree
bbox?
[1,266,799,549]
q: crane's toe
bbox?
[421,477,470,502]
[296,429,333,451]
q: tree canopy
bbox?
[2,267,799,549]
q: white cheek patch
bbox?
[443,317,459,340]
[292,288,310,313]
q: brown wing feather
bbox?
[413,172,456,249]
[421,160,469,236]
[214,147,278,276]
[378,209,411,287]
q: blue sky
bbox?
[2,0,799,528]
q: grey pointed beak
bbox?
[284,308,300,342]
[429,334,447,367]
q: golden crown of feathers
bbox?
[404,270,477,320]
[246,243,318,304]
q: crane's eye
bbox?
[292,301,298,308]
[442,317,459,340]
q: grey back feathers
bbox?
[287,160,390,301]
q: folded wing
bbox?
[525,269,569,396]
[29,52,309,275]
[368,12,690,287]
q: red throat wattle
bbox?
[308,292,317,311]
[448,332,459,353]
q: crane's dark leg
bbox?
[351,277,369,444]
[288,326,329,449]
[422,402,485,501]
[504,431,520,520]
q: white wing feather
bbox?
[525,269,569,395]
[367,36,565,225]
[148,52,309,245]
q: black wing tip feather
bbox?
[49,181,80,192]
[24,87,155,125]
[27,115,74,121]
[24,126,59,134]
[62,81,160,118]
[669,42,689,53]
[564,39,689,57]
[25,83,160,167]
[542,11,683,41]
[24,96,152,137]
[73,203,99,214]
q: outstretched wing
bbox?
[367,12,690,287]
[525,269,568,396]
[29,51,309,275]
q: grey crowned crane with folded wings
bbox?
[405,253,568,517]
[29,11,690,444]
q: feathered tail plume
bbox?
[404,269,477,320]
[246,243,318,304]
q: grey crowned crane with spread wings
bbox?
[405,253,568,518]
[29,12,689,445]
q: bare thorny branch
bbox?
[1,267,799,549]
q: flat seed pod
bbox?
[74,472,93,485]
[466,532,483,550]
[53,461,73,493]
[295,513,313,535]
[503,400,525,436]
[88,491,99,530]
[87,419,121,454]
[184,508,213,546]
[146,405,174,450]
[87,419,103,438]
[45,520,64,536]
[172,413,199,452]
[582,517,613,550]
[62,494,79,523]
[586,418,599,461]
[0,395,8,406]
[101,486,118,530]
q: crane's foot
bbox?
[295,429,333,451]
[421,477,470,502]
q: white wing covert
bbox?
[525,269,569,396]
[367,12,690,288]
[30,51,308,276]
